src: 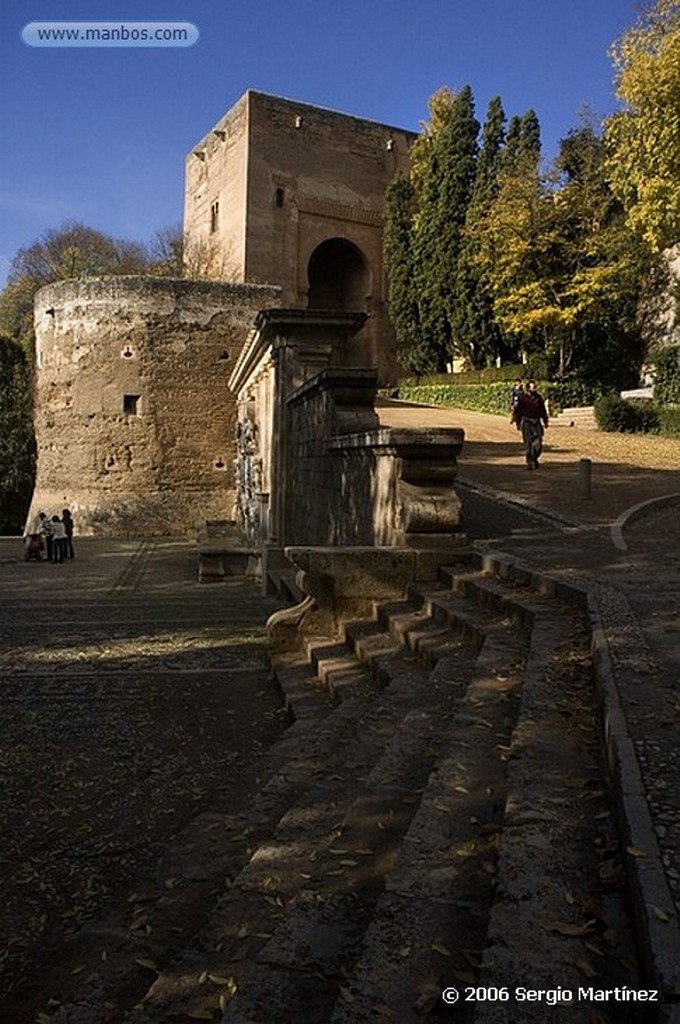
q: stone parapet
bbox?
[286,369,465,548]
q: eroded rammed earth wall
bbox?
[28,276,279,536]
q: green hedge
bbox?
[594,394,661,433]
[396,381,549,416]
[658,405,680,437]
[654,347,680,405]
[397,379,680,438]
[544,378,603,409]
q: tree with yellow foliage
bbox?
[605,0,680,251]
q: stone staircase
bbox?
[51,558,646,1024]
[550,405,598,430]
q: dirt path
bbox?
[377,399,680,526]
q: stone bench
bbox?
[197,520,259,582]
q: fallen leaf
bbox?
[431,942,452,957]
[626,846,647,859]
[573,957,598,979]
[653,906,670,922]
[544,921,594,938]
[135,958,158,972]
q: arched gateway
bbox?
[307,238,369,312]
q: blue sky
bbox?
[0,0,638,287]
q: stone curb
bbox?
[457,475,586,531]
[611,492,680,551]
[472,547,680,1018]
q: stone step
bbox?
[49,561,641,1023]
[471,605,617,1024]
[153,571,532,1020]
[193,593,518,1021]
[326,621,527,1022]
[551,405,598,429]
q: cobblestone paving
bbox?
[0,538,286,1024]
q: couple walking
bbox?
[511,379,549,470]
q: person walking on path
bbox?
[62,508,75,559]
[512,380,549,469]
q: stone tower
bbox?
[28,277,279,536]
[184,91,415,383]
[27,92,416,538]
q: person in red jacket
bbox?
[512,380,549,469]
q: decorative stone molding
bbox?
[296,195,383,227]
[267,545,467,653]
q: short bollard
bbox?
[579,457,592,499]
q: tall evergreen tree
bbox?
[412,85,479,371]
[453,96,510,366]
[518,109,542,166]
[383,174,424,371]
[504,115,522,167]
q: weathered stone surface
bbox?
[29,276,280,537]
[185,91,416,383]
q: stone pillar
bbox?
[228,308,367,554]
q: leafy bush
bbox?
[658,406,680,437]
[594,393,661,433]
[654,346,680,405]
[545,377,603,410]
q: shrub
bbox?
[594,393,661,433]
[658,405,680,437]
[545,377,603,411]
[654,346,680,405]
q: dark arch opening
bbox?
[307,238,368,311]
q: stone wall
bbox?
[285,368,465,549]
[28,276,280,537]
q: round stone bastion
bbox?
[27,276,280,537]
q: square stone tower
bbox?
[183,90,415,382]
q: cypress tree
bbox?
[504,115,522,167]
[383,174,424,371]
[518,109,541,166]
[413,85,479,372]
[453,96,509,366]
